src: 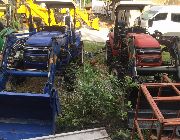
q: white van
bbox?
[136,5,180,36]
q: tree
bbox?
[111,0,119,20]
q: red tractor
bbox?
[106,1,180,82]
[105,1,180,136]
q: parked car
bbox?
[135,5,180,36]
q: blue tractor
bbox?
[0,0,83,139]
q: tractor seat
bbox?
[42,26,66,33]
[127,26,147,34]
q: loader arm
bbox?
[72,8,99,30]
[17,0,57,26]
[0,32,60,140]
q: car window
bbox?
[141,10,158,20]
[171,13,180,22]
[154,13,168,21]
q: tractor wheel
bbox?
[105,42,112,65]
[64,63,77,92]
[109,63,125,80]
[80,41,84,65]
[77,41,84,66]
[110,67,119,79]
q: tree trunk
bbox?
[111,0,119,20]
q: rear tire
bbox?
[110,67,119,78]
[109,61,128,80]
[78,41,84,66]
[64,63,77,92]
[105,41,112,65]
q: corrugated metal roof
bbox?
[26,127,111,140]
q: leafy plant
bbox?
[57,63,136,137]
[56,41,138,139]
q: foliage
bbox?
[83,40,104,53]
[57,63,136,138]
[111,129,131,140]
[161,45,171,64]
[56,41,138,139]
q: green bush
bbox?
[57,63,136,136]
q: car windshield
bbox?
[141,10,158,20]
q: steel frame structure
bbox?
[131,74,180,140]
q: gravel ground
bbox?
[79,27,109,43]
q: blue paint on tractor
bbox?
[7,70,48,77]
[0,33,60,139]
[0,123,51,140]
[0,26,82,138]
[0,3,83,138]
[0,90,59,139]
[26,31,62,46]
[0,92,53,140]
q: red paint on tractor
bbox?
[128,33,160,48]
[108,32,121,56]
[136,54,162,66]
[127,33,162,66]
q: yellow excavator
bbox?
[16,0,99,30]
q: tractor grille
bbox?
[24,47,50,62]
[140,57,161,63]
[137,55,162,66]
[23,46,50,69]
[136,48,161,55]
[136,48,162,66]
[24,55,48,63]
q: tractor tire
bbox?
[109,66,119,79]
[109,62,126,80]
[77,41,84,66]
[105,42,112,65]
[64,63,77,92]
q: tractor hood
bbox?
[128,33,160,48]
[26,31,62,47]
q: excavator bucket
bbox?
[0,90,60,140]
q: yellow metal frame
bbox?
[16,0,99,30]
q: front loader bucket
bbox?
[0,91,59,140]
